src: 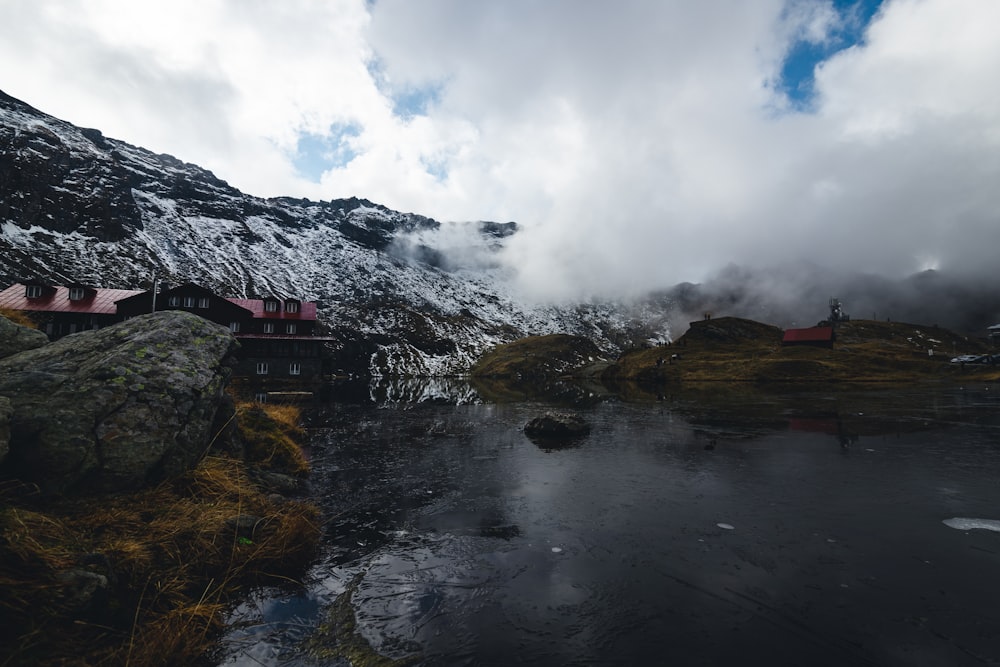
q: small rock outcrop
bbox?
[0,310,238,494]
[524,412,592,439]
[0,314,48,360]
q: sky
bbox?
[1,0,999,302]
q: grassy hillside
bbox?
[471,334,608,379]
[603,317,999,385]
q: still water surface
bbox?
[219,386,1000,666]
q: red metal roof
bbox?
[1,283,320,322]
[226,298,318,321]
[782,326,834,343]
[0,283,144,315]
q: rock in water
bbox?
[0,314,49,360]
[0,311,238,494]
[524,412,591,439]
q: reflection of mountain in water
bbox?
[218,390,1000,666]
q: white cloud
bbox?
[1,0,998,301]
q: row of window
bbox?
[264,300,299,313]
[169,296,301,313]
[25,285,86,299]
[228,322,298,334]
[45,321,99,335]
[168,296,211,309]
[256,362,301,376]
[237,341,320,357]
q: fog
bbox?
[1,0,999,321]
[662,263,1000,336]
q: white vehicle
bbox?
[950,354,984,364]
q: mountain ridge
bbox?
[3,90,997,378]
[0,89,673,376]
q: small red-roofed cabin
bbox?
[782,326,835,348]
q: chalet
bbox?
[782,326,835,348]
[0,281,332,379]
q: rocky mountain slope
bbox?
[4,90,997,377]
[0,90,671,375]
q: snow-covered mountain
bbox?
[0,90,673,375]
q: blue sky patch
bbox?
[421,154,449,183]
[366,56,444,121]
[292,122,361,182]
[391,83,443,120]
[778,0,884,110]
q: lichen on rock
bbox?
[0,310,239,494]
[0,313,48,360]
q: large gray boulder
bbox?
[0,310,238,494]
[0,314,49,360]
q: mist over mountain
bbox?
[0,90,675,375]
[1,89,997,378]
[663,263,1000,336]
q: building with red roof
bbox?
[0,281,143,337]
[0,281,332,379]
[781,326,835,348]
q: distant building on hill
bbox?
[782,297,847,348]
[0,281,333,379]
[782,325,835,348]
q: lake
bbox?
[217,383,1000,666]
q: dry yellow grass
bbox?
[0,407,319,666]
[0,306,38,329]
[236,402,310,476]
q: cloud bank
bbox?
[1,0,998,302]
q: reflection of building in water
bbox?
[787,416,859,448]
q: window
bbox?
[183,296,195,308]
[256,362,268,375]
[68,287,85,300]
[289,363,301,376]
[264,300,278,312]
[197,297,210,309]
[229,322,240,333]
[25,285,43,298]
[254,392,268,403]
[263,322,274,334]
[285,301,299,313]
[168,296,180,307]
[286,323,297,334]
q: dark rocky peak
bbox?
[0,89,144,241]
[478,221,519,238]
